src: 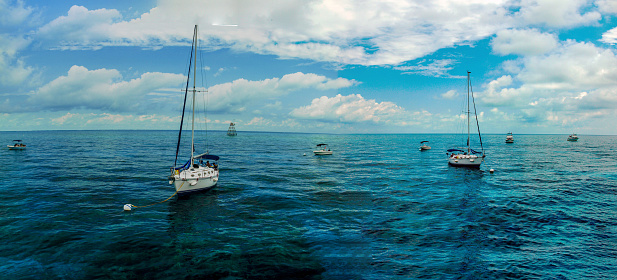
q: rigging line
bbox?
[132,181,185,209]
[175,26,197,167]
[470,74,484,154]
[198,35,209,153]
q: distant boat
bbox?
[313,143,333,155]
[447,71,485,168]
[7,140,26,150]
[419,141,431,151]
[567,133,578,141]
[227,122,237,136]
[168,25,219,195]
[505,132,514,143]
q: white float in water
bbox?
[489,169,495,173]
[303,153,306,156]
[123,204,134,211]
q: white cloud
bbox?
[480,41,617,126]
[601,27,617,45]
[597,0,617,14]
[34,0,517,65]
[515,0,600,28]
[491,29,558,56]
[49,112,178,128]
[0,1,36,87]
[396,59,458,77]
[207,72,358,112]
[38,5,123,50]
[517,41,617,90]
[28,65,185,112]
[290,93,408,124]
[51,112,76,125]
[0,0,36,27]
[440,90,458,99]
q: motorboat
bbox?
[505,132,514,143]
[567,134,578,141]
[313,143,333,155]
[7,140,26,150]
[419,141,431,151]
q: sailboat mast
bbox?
[191,25,197,165]
[467,71,471,153]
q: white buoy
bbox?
[123,204,134,211]
[303,153,306,156]
[489,169,495,173]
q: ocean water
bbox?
[1,130,616,279]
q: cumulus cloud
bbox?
[290,94,408,124]
[517,41,617,90]
[28,65,185,111]
[207,72,358,112]
[597,0,617,14]
[37,5,123,50]
[515,0,600,28]
[481,41,617,125]
[601,27,617,45]
[491,29,558,56]
[34,0,517,65]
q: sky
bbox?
[2,0,617,134]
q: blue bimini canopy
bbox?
[195,154,220,161]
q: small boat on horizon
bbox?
[313,143,333,155]
[419,141,431,151]
[447,71,485,168]
[567,133,578,141]
[227,122,237,136]
[7,140,26,150]
[168,25,219,195]
[505,132,514,143]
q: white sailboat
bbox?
[168,25,219,195]
[447,71,485,167]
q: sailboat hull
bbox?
[173,167,219,195]
[448,156,483,167]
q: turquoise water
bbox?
[1,131,616,279]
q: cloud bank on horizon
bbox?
[2,0,617,134]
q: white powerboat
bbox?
[313,144,333,155]
[168,25,219,195]
[419,141,431,151]
[505,132,514,143]
[7,140,26,150]
[567,134,578,141]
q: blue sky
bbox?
[2,0,617,134]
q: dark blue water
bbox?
[1,131,616,279]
